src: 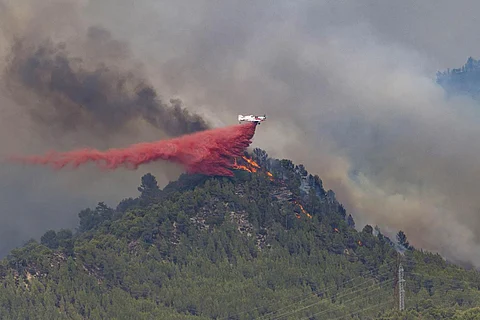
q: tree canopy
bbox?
[1,148,479,319]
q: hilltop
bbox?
[1,148,479,319]
[436,56,480,99]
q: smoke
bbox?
[0,0,210,256]
[67,0,480,268]
[11,123,257,176]
[3,0,480,269]
[4,25,209,138]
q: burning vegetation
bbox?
[293,201,312,219]
[232,155,274,181]
[233,153,313,220]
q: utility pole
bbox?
[398,263,405,311]
[394,253,405,312]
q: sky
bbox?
[1,0,480,268]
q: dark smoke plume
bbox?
[0,1,214,258]
[4,26,210,137]
[10,123,258,176]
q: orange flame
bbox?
[295,213,301,219]
[292,200,312,219]
[242,156,261,169]
[357,240,363,246]
[298,203,312,219]
[232,155,274,180]
[233,158,255,172]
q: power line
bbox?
[270,276,395,320]
[268,257,413,319]
[262,260,398,319]
[260,271,394,320]
[405,271,480,285]
[296,279,395,320]
[221,257,416,320]
[329,298,395,320]
[222,252,480,319]
[224,259,398,320]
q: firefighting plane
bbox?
[238,114,267,125]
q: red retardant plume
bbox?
[9,122,258,176]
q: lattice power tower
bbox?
[398,263,405,311]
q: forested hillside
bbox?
[1,148,479,319]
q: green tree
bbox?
[347,214,355,228]
[1,153,479,319]
[78,208,99,232]
[397,230,411,250]
[40,230,58,249]
[138,173,160,199]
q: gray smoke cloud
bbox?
[0,0,208,256]
[2,0,480,268]
[4,25,209,138]
[75,0,480,268]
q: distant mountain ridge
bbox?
[436,56,480,99]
